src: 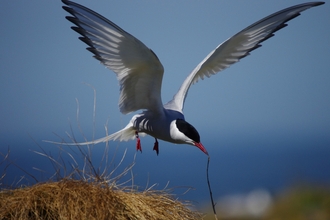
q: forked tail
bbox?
[44,125,139,146]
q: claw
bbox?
[153,138,159,155]
[135,131,142,153]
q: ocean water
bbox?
[1,135,330,209]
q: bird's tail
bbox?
[44,125,142,146]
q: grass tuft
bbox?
[0,177,202,219]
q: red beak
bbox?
[194,142,209,155]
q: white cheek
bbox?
[170,121,192,144]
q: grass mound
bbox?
[0,179,201,220]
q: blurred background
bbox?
[1,1,329,219]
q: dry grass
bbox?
[0,178,202,220]
[0,145,203,219]
[0,137,202,219]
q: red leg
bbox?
[135,131,142,153]
[153,138,159,155]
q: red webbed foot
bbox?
[153,138,159,155]
[135,131,142,153]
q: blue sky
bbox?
[1,1,330,202]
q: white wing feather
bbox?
[62,0,164,115]
[165,2,324,112]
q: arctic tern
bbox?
[54,1,324,155]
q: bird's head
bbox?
[170,119,208,155]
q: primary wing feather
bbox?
[165,2,324,112]
[62,0,164,114]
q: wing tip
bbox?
[315,2,325,6]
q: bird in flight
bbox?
[57,0,324,155]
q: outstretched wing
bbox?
[165,2,324,112]
[62,0,164,115]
